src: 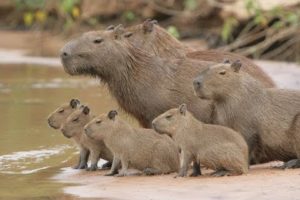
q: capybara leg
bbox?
[176,151,192,177]
[143,168,162,176]
[117,168,143,177]
[86,150,100,171]
[72,155,82,169]
[115,157,130,177]
[77,148,90,169]
[282,159,300,169]
[211,169,230,177]
[105,156,121,176]
[190,160,201,177]
[101,161,112,170]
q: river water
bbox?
[0,63,120,199]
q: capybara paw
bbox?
[86,165,98,171]
[175,172,186,178]
[189,171,200,177]
[281,159,300,169]
[211,170,230,177]
[105,171,117,176]
[72,165,80,169]
[78,164,88,169]
[101,161,112,170]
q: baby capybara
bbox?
[152,104,249,177]
[193,60,300,168]
[84,110,179,176]
[59,105,113,171]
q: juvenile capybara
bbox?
[60,22,274,129]
[152,104,248,177]
[193,60,300,167]
[125,19,274,87]
[84,110,179,176]
[48,99,80,129]
[60,105,113,171]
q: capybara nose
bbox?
[84,128,88,133]
[60,43,72,59]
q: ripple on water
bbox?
[0,145,73,174]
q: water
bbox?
[0,64,120,199]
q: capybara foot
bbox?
[211,170,230,177]
[72,164,80,169]
[105,172,117,176]
[281,159,300,169]
[78,163,88,169]
[143,168,161,176]
[189,165,201,177]
[86,164,98,171]
[101,161,112,170]
[115,169,142,177]
[175,171,187,178]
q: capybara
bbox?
[84,110,179,176]
[152,104,248,177]
[60,21,274,130]
[48,99,80,129]
[193,60,300,167]
[60,105,113,171]
[125,19,274,87]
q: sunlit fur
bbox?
[152,105,249,176]
[84,113,179,176]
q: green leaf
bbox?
[123,11,135,22]
[167,26,180,39]
[184,0,198,11]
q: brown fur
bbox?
[193,61,300,166]
[60,106,113,170]
[84,110,179,176]
[152,104,249,177]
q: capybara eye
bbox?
[72,117,79,122]
[58,109,64,113]
[96,120,102,124]
[93,38,103,44]
[166,115,172,120]
[219,71,226,75]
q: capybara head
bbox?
[60,105,92,138]
[152,104,188,137]
[60,25,134,80]
[47,99,80,129]
[193,60,242,100]
[84,110,118,141]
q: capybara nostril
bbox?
[193,79,202,88]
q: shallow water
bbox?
[0,64,120,199]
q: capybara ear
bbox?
[231,60,242,72]
[82,106,90,115]
[223,59,230,64]
[70,99,80,108]
[114,24,125,39]
[179,104,187,116]
[151,19,158,24]
[106,25,115,31]
[124,32,133,38]
[143,19,155,33]
[108,110,118,120]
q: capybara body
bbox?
[152,104,249,177]
[84,110,179,176]
[60,106,113,170]
[193,61,300,166]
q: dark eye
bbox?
[72,118,79,122]
[96,120,102,124]
[93,38,103,44]
[58,109,64,113]
[166,115,172,120]
[219,71,226,75]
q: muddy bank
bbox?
[54,162,300,200]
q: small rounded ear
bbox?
[142,19,155,33]
[106,25,115,31]
[124,32,133,38]
[179,104,187,116]
[223,59,230,64]
[151,19,158,24]
[82,106,90,115]
[70,99,80,108]
[231,60,242,72]
[108,110,118,120]
[114,24,125,39]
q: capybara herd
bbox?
[47,20,299,177]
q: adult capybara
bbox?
[193,60,300,167]
[84,110,179,176]
[152,104,248,177]
[60,105,113,171]
[125,19,274,87]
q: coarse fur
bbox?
[60,106,113,171]
[193,61,300,166]
[60,27,213,128]
[84,110,179,176]
[152,104,249,177]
